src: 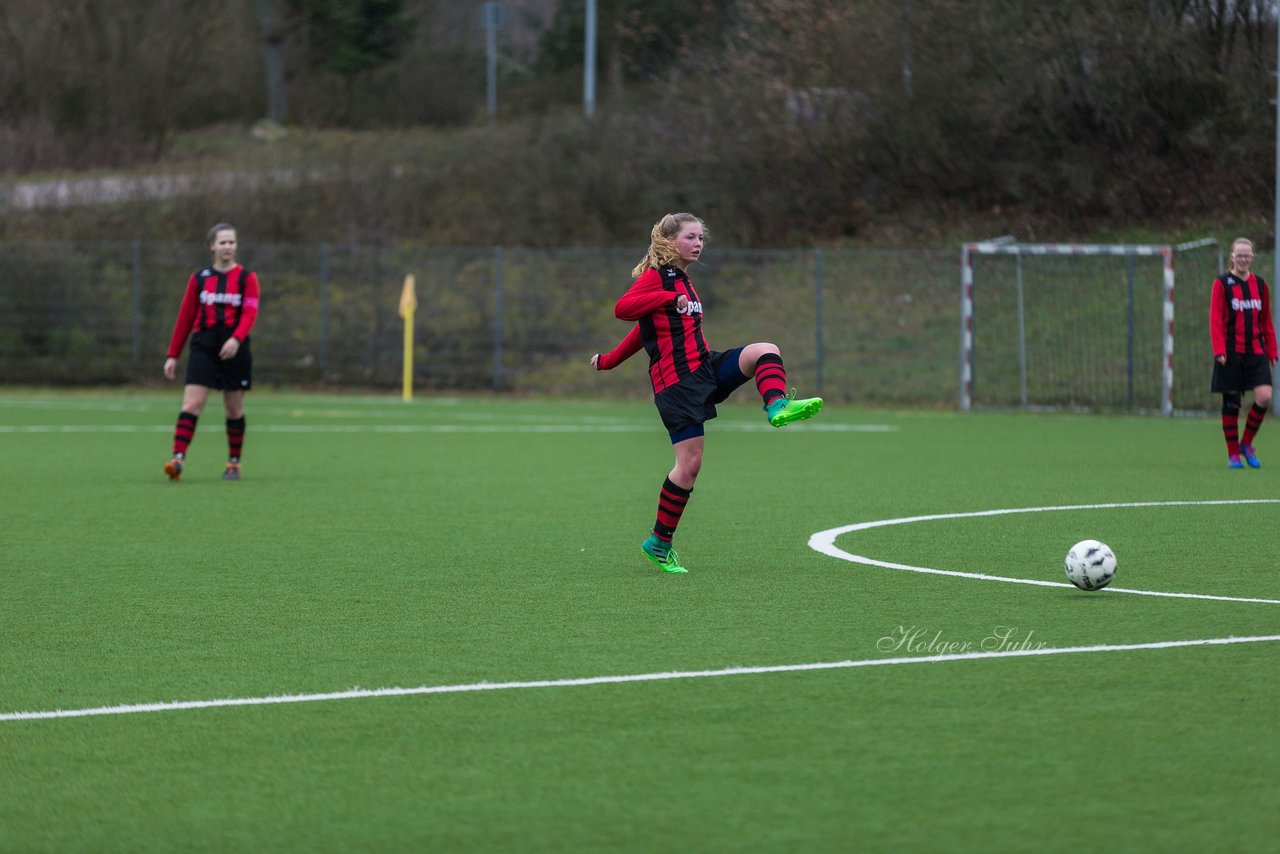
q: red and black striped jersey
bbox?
[614,266,709,393]
[595,324,643,371]
[1210,272,1278,360]
[166,265,261,359]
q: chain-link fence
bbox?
[0,239,1241,410]
[0,240,960,406]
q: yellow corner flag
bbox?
[400,274,417,401]
[399,273,418,318]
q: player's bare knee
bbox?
[676,455,703,481]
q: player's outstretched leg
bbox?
[766,390,824,427]
[750,351,823,427]
[641,533,688,573]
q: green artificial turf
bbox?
[1,389,1276,852]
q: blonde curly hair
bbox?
[631,212,707,278]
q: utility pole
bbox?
[257,0,288,123]
[902,0,913,98]
[584,0,597,117]
[482,2,506,120]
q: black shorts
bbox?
[654,347,749,443]
[1211,352,1272,393]
[185,330,253,391]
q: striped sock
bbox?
[173,411,198,457]
[754,353,788,406]
[652,477,693,542]
[1221,408,1240,458]
[1241,403,1267,447]
[226,416,246,462]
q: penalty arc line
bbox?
[2,634,1278,723]
[808,500,1280,605]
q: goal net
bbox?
[960,239,1222,414]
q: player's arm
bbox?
[1260,279,1279,362]
[165,275,199,360]
[163,276,200,379]
[593,324,643,371]
[219,272,261,361]
[614,269,678,320]
[230,272,261,342]
[1209,278,1227,362]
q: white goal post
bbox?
[960,241,1181,414]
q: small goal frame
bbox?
[959,241,1176,414]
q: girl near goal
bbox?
[162,223,261,481]
[590,212,823,573]
[1210,236,1276,468]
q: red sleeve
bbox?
[596,325,643,370]
[1263,279,1278,361]
[232,270,260,341]
[614,268,674,321]
[165,274,200,359]
[1209,277,1227,358]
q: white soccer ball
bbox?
[1064,540,1117,591]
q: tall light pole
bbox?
[584,0,597,117]
[902,0,913,98]
[482,3,506,120]
[257,0,288,123]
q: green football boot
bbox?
[765,390,824,427]
[641,534,688,574]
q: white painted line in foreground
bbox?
[809,500,1280,604]
[4,635,1277,723]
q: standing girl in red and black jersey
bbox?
[162,223,261,481]
[1210,236,1277,468]
[591,212,822,573]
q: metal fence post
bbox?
[130,240,142,377]
[1126,253,1136,406]
[814,248,824,395]
[493,246,504,390]
[319,243,330,378]
[1015,252,1027,408]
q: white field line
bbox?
[0,404,653,424]
[0,396,460,412]
[809,500,1280,604]
[4,634,1277,723]
[0,423,893,434]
